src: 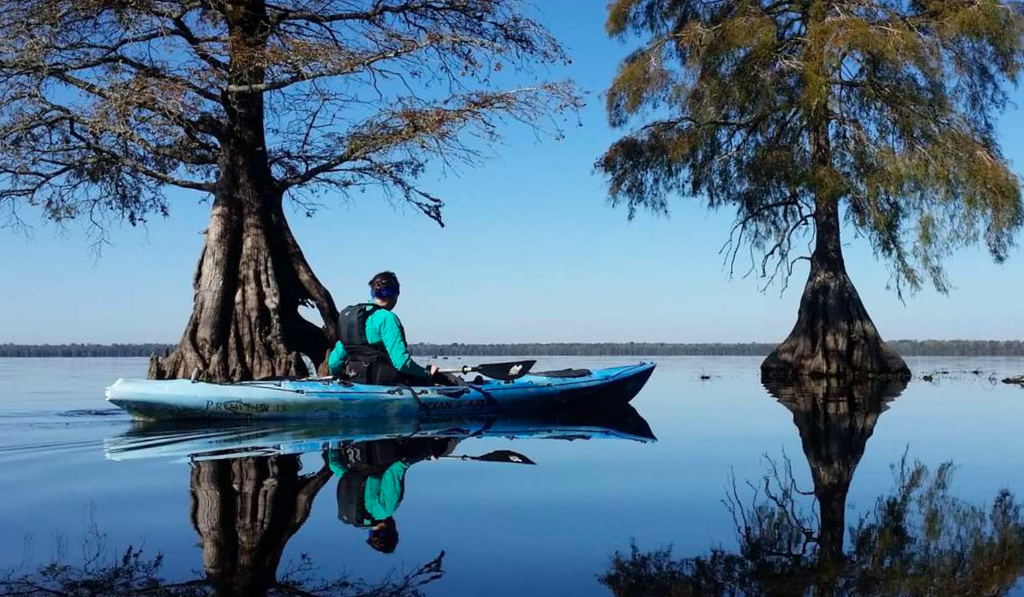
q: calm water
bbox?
[2,356,1024,596]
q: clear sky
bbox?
[1,1,1022,345]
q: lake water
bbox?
[2,356,1024,596]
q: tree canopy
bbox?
[0,0,578,234]
[599,0,1024,294]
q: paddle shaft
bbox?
[437,360,537,381]
[438,365,480,375]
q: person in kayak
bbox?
[328,271,439,385]
[327,438,458,553]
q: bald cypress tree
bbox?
[599,0,1024,379]
[0,0,578,381]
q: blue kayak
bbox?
[105,362,656,421]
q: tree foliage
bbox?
[0,0,579,234]
[599,0,1024,293]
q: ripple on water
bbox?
[0,408,132,460]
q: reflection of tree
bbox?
[189,455,332,597]
[1,454,444,597]
[601,378,1024,596]
[0,542,443,597]
[769,377,905,563]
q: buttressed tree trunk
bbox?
[149,0,337,382]
[762,192,910,381]
[148,180,337,382]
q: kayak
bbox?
[105,362,656,421]
[103,405,656,461]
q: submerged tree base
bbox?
[148,189,337,383]
[762,258,911,382]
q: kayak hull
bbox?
[106,363,656,421]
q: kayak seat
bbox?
[533,368,592,378]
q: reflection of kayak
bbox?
[103,405,657,461]
[106,363,656,421]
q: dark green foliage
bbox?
[600,0,1024,293]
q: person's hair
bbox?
[369,271,400,298]
[367,518,399,554]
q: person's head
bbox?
[369,271,400,310]
[367,517,398,553]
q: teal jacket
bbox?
[328,451,410,522]
[328,306,429,379]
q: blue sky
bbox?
[1,1,1022,345]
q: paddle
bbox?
[438,360,537,382]
[442,449,536,465]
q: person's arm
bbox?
[327,341,347,377]
[326,450,348,477]
[378,313,430,379]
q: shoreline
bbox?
[2,340,1023,358]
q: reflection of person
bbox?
[327,438,458,553]
[328,271,439,385]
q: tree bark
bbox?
[149,0,338,382]
[761,199,910,380]
[148,185,338,381]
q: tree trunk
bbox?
[148,186,338,381]
[761,196,910,381]
[149,0,338,382]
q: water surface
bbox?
[2,356,1023,595]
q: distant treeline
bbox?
[411,340,1024,357]
[1,340,1023,358]
[0,343,174,357]
[410,342,778,357]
